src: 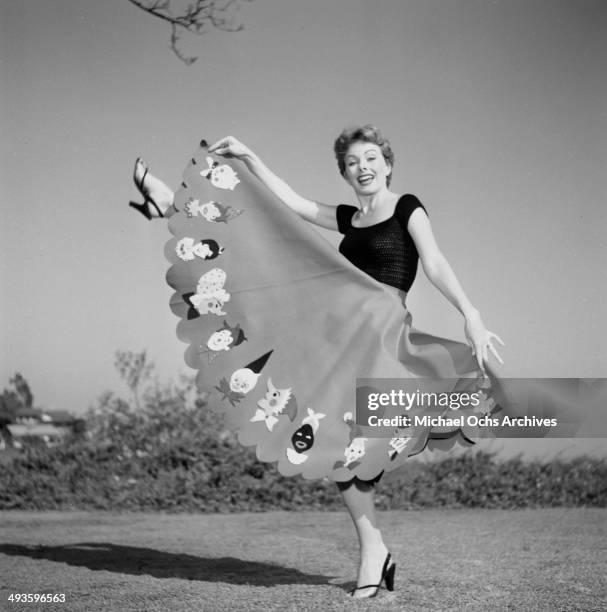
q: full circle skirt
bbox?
[165,142,518,482]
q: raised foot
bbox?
[130,157,174,219]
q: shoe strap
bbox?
[135,161,148,194]
[353,552,392,591]
[135,163,164,217]
[353,584,381,591]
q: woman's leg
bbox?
[337,478,390,598]
[132,158,176,218]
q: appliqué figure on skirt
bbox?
[201,320,247,363]
[183,268,230,318]
[388,431,412,461]
[201,156,241,191]
[334,412,368,471]
[184,198,243,223]
[250,377,298,431]
[215,350,274,406]
[287,408,326,465]
[175,237,225,261]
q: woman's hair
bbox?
[333,125,395,186]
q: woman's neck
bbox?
[355,189,398,215]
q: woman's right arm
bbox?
[208,136,339,231]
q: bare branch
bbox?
[127,0,252,64]
[171,23,197,65]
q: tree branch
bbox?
[127,0,252,64]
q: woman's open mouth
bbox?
[357,174,374,186]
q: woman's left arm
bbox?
[407,208,505,374]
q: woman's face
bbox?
[343,141,391,195]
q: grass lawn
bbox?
[0,509,605,611]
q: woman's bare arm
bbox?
[209,136,338,231]
[407,208,504,372]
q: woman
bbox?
[130,126,504,598]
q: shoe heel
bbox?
[129,201,153,220]
[384,563,396,591]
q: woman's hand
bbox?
[464,310,505,376]
[208,136,254,160]
[209,135,338,230]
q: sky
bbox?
[1,0,606,458]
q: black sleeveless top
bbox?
[336,194,427,292]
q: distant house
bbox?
[13,407,43,425]
[3,407,79,449]
[41,410,75,425]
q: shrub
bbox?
[1,353,605,512]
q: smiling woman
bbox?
[337,125,395,191]
[127,126,524,599]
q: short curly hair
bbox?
[333,125,395,187]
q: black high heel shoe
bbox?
[350,552,396,598]
[130,158,164,220]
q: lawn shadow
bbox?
[0,543,333,586]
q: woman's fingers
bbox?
[207,138,222,152]
[470,330,505,374]
[491,333,506,347]
[489,342,504,364]
[474,344,486,375]
[481,343,489,373]
[208,136,233,154]
[208,136,248,159]
[209,145,230,155]
[487,332,505,364]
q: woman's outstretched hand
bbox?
[208,136,253,160]
[464,310,505,376]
